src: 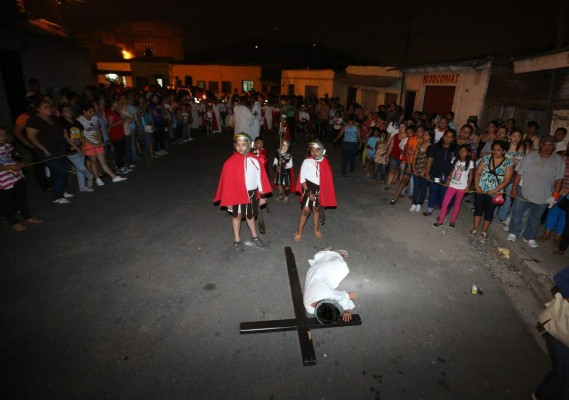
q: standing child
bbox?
[180,102,194,143]
[273,139,294,202]
[294,140,337,241]
[0,127,43,231]
[366,128,381,178]
[433,143,474,228]
[214,133,272,251]
[252,136,269,177]
[372,130,389,183]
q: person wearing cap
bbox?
[214,133,272,251]
[507,135,565,248]
[533,266,569,399]
[293,140,337,241]
[303,248,357,323]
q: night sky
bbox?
[26,0,566,65]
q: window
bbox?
[242,80,254,92]
[305,85,318,99]
[222,81,231,94]
[197,81,205,89]
[134,27,153,35]
[384,92,398,105]
[208,81,219,94]
[134,42,155,52]
[287,84,294,96]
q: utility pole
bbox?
[546,0,567,130]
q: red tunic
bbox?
[214,152,272,207]
[295,157,337,208]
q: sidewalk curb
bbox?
[488,223,555,305]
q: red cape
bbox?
[214,152,272,207]
[295,157,337,207]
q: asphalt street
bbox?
[1,128,551,399]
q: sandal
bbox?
[26,217,43,224]
[12,223,27,232]
[422,211,432,216]
[469,229,478,237]
[314,231,323,239]
[293,232,302,242]
[480,232,489,241]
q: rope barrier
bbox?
[15,135,130,168]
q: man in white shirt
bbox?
[303,248,357,323]
[434,117,449,143]
[233,96,254,137]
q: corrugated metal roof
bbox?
[26,18,72,38]
[334,74,400,87]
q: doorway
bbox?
[422,86,455,116]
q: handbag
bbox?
[141,116,154,134]
[492,193,505,205]
[538,292,569,347]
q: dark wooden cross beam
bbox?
[240,246,362,366]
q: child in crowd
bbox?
[434,144,474,227]
[372,130,389,183]
[0,127,43,231]
[273,139,294,202]
[294,140,337,241]
[252,136,269,177]
[179,103,193,143]
[366,128,381,178]
[214,133,272,251]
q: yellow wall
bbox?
[404,66,491,126]
[281,69,335,98]
[170,64,261,95]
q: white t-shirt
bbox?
[244,156,263,191]
[434,129,445,143]
[300,158,321,185]
[449,159,474,190]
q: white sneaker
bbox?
[96,178,105,186]
[53,198,71,204]
[188,137,194,141]
[507,233,516,242]
[415,204,422,213]
[63,192,74,198]
[80,187,94,192]
[128,164,136,169]
[112,176,127,183]
[523,238,539,248]
[409,204,417,212]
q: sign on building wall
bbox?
[422,74,460,85]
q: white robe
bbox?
[262,105,273,130]
[212,103,222,133]
[303,250,355,315]
[250,100,263,140]
[233,103,254,136]
[190,103,201,129]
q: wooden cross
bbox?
[240,246,362,366]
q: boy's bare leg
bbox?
[295,207,310,241]
[245,216,258,238]
[232,214,242,242]
[313,206,322,238]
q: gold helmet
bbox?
[233,132,252,152]
[308,140,326,160]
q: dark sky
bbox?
[28,0,565,65]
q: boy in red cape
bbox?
[214,133,272,251]
[294,140,336,241]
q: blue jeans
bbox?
[412,175,428,206]
[340,142,359,175]
[534,333,569,399]
[427,181,448,212]
[67,153,93,190]
[44,157,67,201]
[509,188,548,240]
[125,133,137,164]
[545,205,566,235]
[496,182,513,221]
